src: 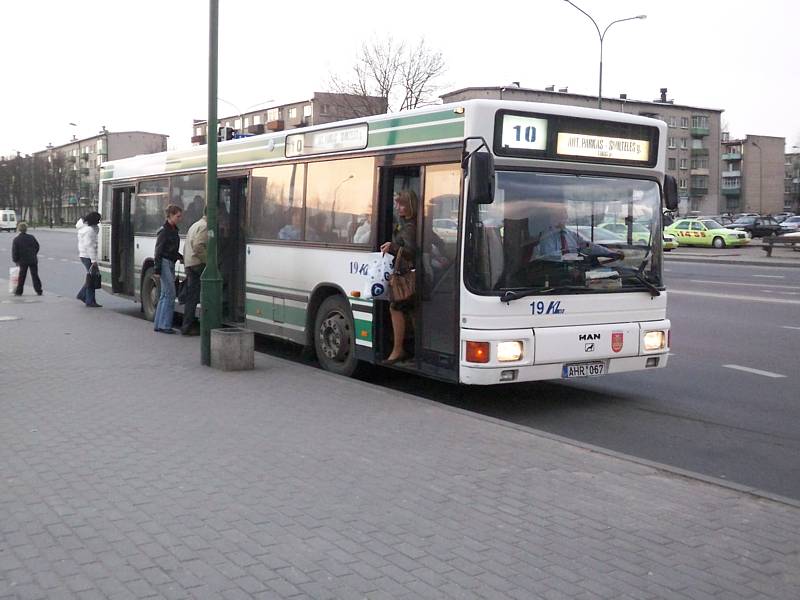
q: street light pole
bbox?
[563,1,646,109]
[201,0,222,366]
[751,140,763,215]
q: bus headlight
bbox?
[643,330,666,351]
[497,341,523,362]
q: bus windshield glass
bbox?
[467,172,662,294]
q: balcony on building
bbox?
[80,168,90,176]
[690,168,709,176]
[689,187,708,197]
[191,134,207,145]
[266,120,284,132]
[246,124,265,135]
[722,151,742,161]
[721,185,741,196]
[722,170,741,178]
[690,126,709,137]
[691,147,709,157]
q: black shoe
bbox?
[86,302,102,308]
[36,291,43,296]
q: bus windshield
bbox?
[467,172,662,294]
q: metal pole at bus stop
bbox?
[201,0,223,366]
[562,1,646,110]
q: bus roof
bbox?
[100,99,665,182]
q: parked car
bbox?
[733,212,760,219]
[698,214,734,226]
[664,218,750,248]
[727,215,782,238]
[432,218,458,243]
[778,215,800,233]
[596,221,678,251]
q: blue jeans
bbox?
[77,257,96,305]
[153,258,176,331]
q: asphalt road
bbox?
[4,229,800,500]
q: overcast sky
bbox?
[1,0,798,156]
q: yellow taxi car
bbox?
[597,222,680,251]
[664,218,750,249]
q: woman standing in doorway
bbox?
[379,190,418,364]
[152,205,184,334]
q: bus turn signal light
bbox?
[466,341,490,363]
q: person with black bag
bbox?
[379,190,418,365]
[11,222,43,296]
[75,211,102,308]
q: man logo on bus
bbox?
[611,332,624,353]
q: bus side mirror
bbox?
[664,174,678,211]
[467,152,495,205]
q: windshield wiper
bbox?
[500,285,590,302]
[622,270,660,297]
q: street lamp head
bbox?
[636,15,647,19]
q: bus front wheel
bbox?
[314,295,358,377]
[141,267,160,321]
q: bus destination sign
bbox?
[286,123,368,158]
[556,132,649,162]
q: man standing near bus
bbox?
[180,209,208,336]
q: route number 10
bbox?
[512,125,537,143]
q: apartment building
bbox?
[785,151,800,213]
[25,130,167,223]
[191,92,387,144]
[720,134,785,215]
[441,86,724,215]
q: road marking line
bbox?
[722,364,786,378]
[669,289,800,305]
[688,280,799,290]
[781,326,800,330]
[752,274,785,279]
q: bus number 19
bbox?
[512,125,536,143]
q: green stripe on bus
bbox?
[368,121,464,148]
[373,110,463,130]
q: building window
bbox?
[691,115,709,129]
[254,115,262,125]
[288,107,297,119]
[679,178,688,190]
[680,138,688,149]
[680,159,688,169]
[267,108,279,122]
[321,103,332,115]
[668,158,676,170]
[680,117,689,128]
[669,116,677,128]
[691,158,708,169]
[303,104,312,118]
[668,137,676,148]
[691,175,708,190]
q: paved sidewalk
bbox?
[1,292,799,600]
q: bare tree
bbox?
[329,36,445,114]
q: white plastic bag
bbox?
[361,252,394,300]
[8,266,19,294]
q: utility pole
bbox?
[201,0,223,366]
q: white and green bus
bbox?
[98,99,677,385]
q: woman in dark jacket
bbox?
[11,222,42,296]
[152,204,184,333]
[379,190,418,364]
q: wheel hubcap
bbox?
[319,311,350,361]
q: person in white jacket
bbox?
[76,212,102,307]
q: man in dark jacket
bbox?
[11,222,43,296]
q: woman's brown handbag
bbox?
[389,247,416,302]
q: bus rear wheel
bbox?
[314,295,358,377]
[141,267,160,321]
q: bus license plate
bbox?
[562,361,605,378]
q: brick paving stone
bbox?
[1,294,800,599]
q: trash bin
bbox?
[210,327,254,371]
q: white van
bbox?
[0,209,17,232]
